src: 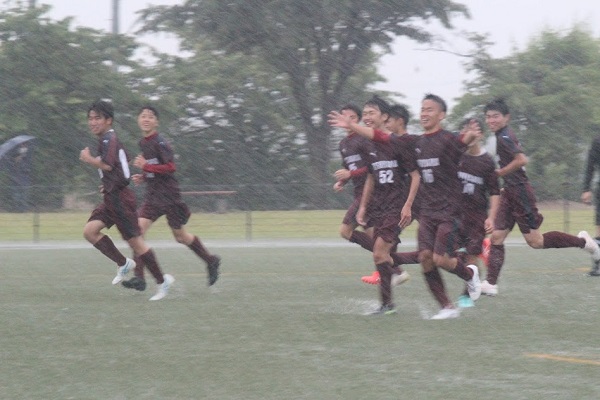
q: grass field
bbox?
[0,202,596,242]
[1,242,600,399]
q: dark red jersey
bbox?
[139,132,182,206]
[458,150,500,211]
[495,126,528,187]
[96,129,131,193]
[339,133,373,197]
[367,131,417,217]
[415,129,466,215]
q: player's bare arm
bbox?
[496,152,528,177]
[581,191,593,204]
[356,174,374,226]
[79,147,112,171]
[328,111,375,140]
[399,169,420,228]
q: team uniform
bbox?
[87,129,140,240]
[486,125,598,288]
[366,130,418,309]
[338,133,373,225]
[415,129,465,256]
[458,149,500,255]
[412,129,481,311]
[125,131,220,287]
[493,126,543,233]
[137,132,190,229]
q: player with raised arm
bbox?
[333,94,484,319]
[484,98,600,294]
[79,100,174,301]
[330,96,420,315]
[121,105,221,291]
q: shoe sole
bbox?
[207,257,221,286]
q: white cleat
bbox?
[466,264,481,301]
[391,271,411,286]
[480,280,498,296]
[430,307,460,320]
[578,231,600,261]
[112,258,135,285]
[149,274,175,301]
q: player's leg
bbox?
[121,217,153,291]
[370,233,397,315]
[84,205,133,283]
[418,216,457,319]
[168,202,220,286]
[431,218,481,301]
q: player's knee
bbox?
[339,225,352,240]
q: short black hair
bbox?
[364,95,391,115]
[88,100,114,119]
[139,105,160,119]
[484,98,510,115]
[423,93,447,113]
[340,104,362,121]
[458,118,484,132]
[388,104,410,126]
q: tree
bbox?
[0,5,144,208]
[138,0,469,206]
[452,26,600,200]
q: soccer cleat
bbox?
[578,231,600,261]
[121,277,147,291]
[466,264,481,301]
[369,304,397,315]
[479,237,491,267]
[149,274,174,301]
[457,294,475,308]
[361,270,380,285]
[207,256,221,286]
[391,271,411,286]
[589,260,600,277]
[480,280,498,296]
[112,258,135,285]
[430,307,460,320]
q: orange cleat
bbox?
[478,237,491,267]
[361,270,380,285]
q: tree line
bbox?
[0,2,598,211]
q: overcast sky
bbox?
[25,0,600,112]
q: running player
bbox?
[121,105,221,291]
[484,98,600,294]
[80,100,174,301]
[330,96,420,315]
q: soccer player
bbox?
[455,118,500,306]
[79,100,174,301]
[332,104,376,259]
[121,105,221,291]
[581,133,600,275]
[330,96,420,315]
[485,98,600,293]
[361,104,420,285]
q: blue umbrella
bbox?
[0,135,36,162]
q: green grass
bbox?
[1,243,600,399]
[0,203,596,241]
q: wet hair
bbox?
[484,98,510,115]
[88,100,114,120]
[340,104,362,121]
[422,93,447,113]
[388,104,410,126]
[458,118,484,132]
[364,95,391,116]
[139,105,160,119]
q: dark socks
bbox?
[93,235,126,266]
